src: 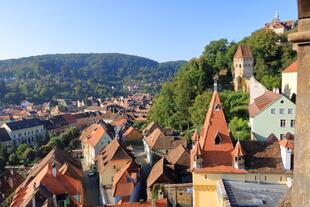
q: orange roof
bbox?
[283,61,297,73]
[232,141,245,157]
[197,92,246,173]
[167,144,190,167]
[11,163,83,207]
[112,117,128,126]
[147,158,176,188]
[112,161,141,199]
[80,123,109,147]
[234,45,253,59]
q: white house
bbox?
[80,122,113,166]
[282,61,297,99]
[1,118,46,145]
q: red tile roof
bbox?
[195,92,246,174]
[80,123,110,147]
[11,163,83,207]
[234,45,253,59]
[248,91,281,117]
[283,61,297,73]
[147,158,176,188]
[167,144,190,167]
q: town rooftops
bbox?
[234,45,253,59]
[10,163,83,207]
[147,157,177,188]
[248,90,282,117]
[167,144,190,167]
[222,179,287,207]
[0,128,11,142]
[240,140,287,174]
[5,118,43,131]
[112,160,141,199]
[144,128,186,151]
[80,123,110,148]
[103,199,168,207]
[142,121,159,137]
[283,61,297,73]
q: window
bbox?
[280,119,286,128]
[215,134,222,145]
[271,108,276,114]
[215,104,220,111]
[126,176,131,183]
[291,120,295,127]
[265,176,267,181]
[280,108,285,114]
[280,134,285,140]
[280,176,282,181]
[288,108,294,114]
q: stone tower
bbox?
[233,45,253,92]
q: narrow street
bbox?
[82,161,101,206]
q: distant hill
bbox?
[0,53,186,104]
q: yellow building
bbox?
[191,89,293,207]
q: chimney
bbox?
[51,162,57,177]
[32,182,36,207]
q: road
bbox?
[82,162,101,206]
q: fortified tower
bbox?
[233,45,253,92]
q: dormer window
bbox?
[215,104,220,111]
[215,133,222,145]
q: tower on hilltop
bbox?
[233,45,253,92]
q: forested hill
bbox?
[0,53,186,103]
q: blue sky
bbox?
[0,0,297,62]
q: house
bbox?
[143,127,186,165]
[1,118,46,145]
[264,12,295,35]
[282,61,297,99]
[10,163,84,207]
[112,161,142,203]
[80,122,113,167]
[72,111,103,129]
[233,45,253,92]
[122,126,143,144]
[147,157,177,189]
[44,114,77,134]
[191,86,293,207]
[96,139,134,204]
[249,90,296,140]
[142,122,159,137]
[0,128,11,146]
[10,146,84,207]
[0,170,24,205]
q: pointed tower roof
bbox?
[232,141,245,157]
[198,91,236,171]
[234,45,253,59]
[192,129,199,143]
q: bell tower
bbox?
[233,45,254,92]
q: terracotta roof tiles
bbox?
[283,61,297,73]
[234,45,253,59]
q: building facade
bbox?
[233,45,253,92]
[282,61,297,99]
[249,91,296,140]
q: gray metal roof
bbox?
[223,180,287,207]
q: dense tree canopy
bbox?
[0,53,185,104]
[149,28,296,140]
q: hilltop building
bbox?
[265,12,295,35]
[282,61,297,99]
[233,45,254,92]
[191,81,293,207]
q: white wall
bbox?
[282,72,297,98]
